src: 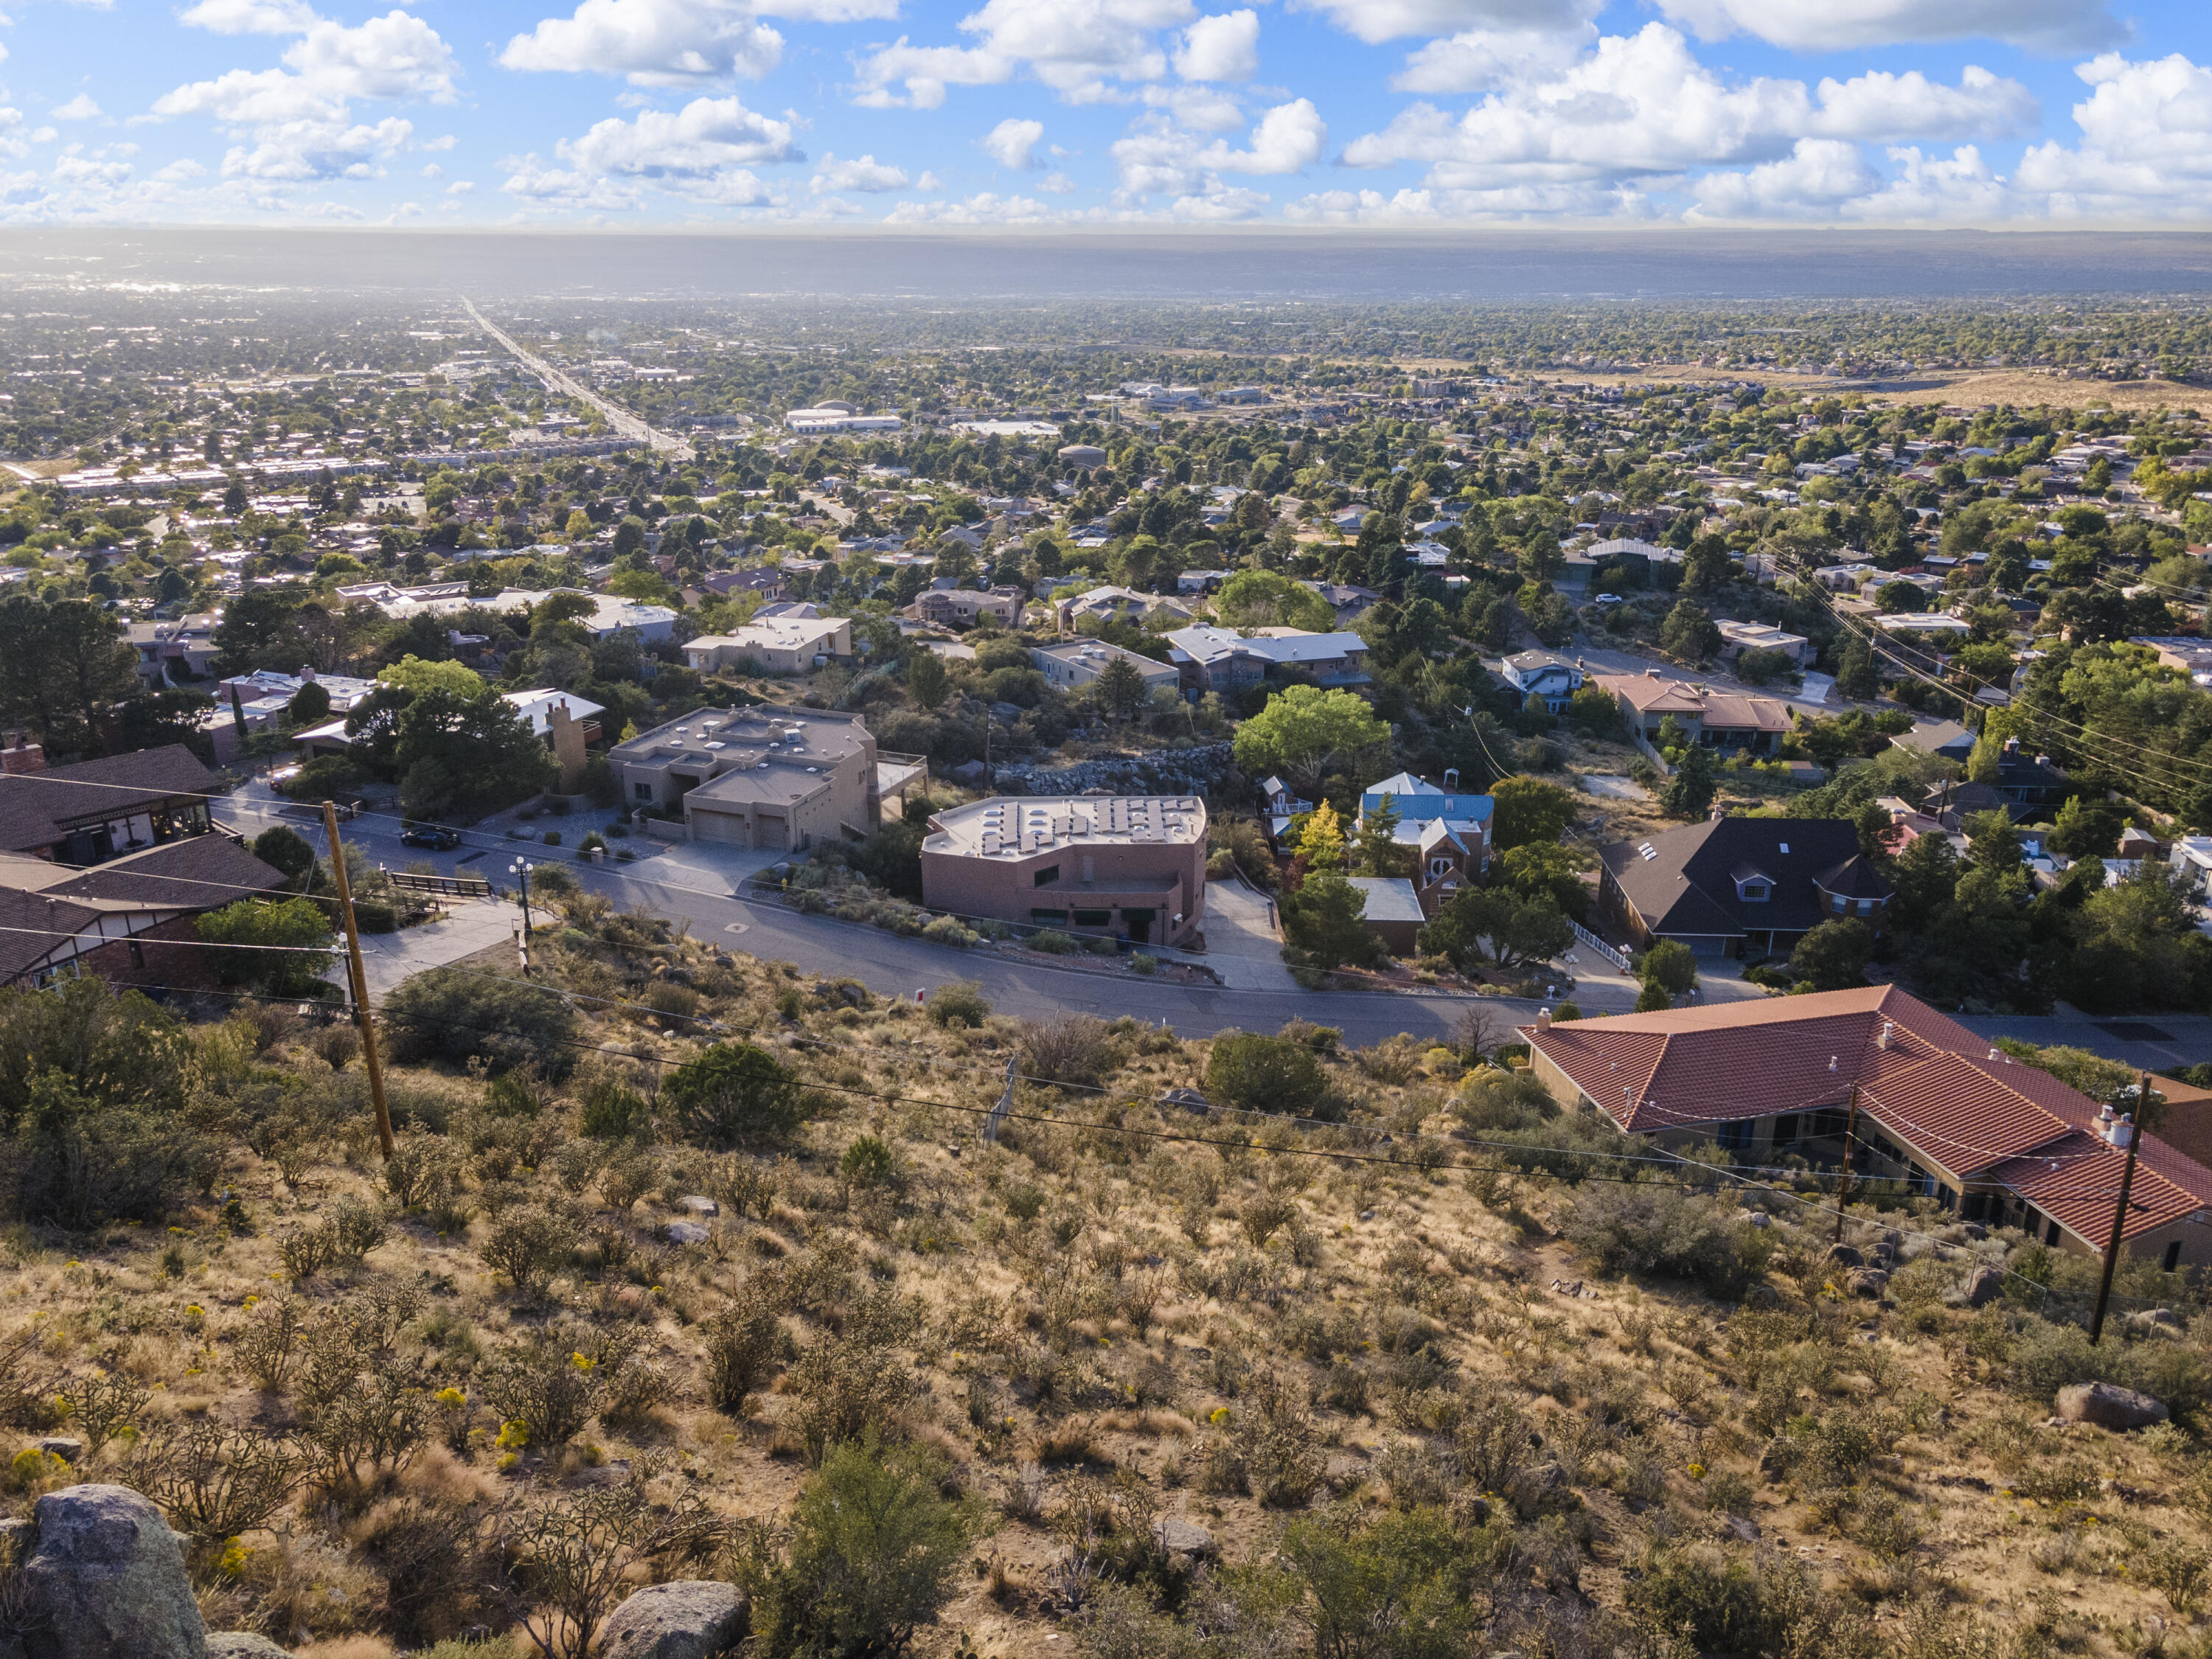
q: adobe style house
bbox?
[612,707,922,850]
[1599,815,1889,959]
[921,796,1206,948]
[1520,985,2212,1269]
[1592,672,1792,756]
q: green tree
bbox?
[394,685,555,821]
[2063,865,2212,1014]
[250,825,318,888]
[1497,841,1590,920]
[1231,685,1390,799]
[1682,535,1731,593]
[1659,745,1717,819]
[1205,1032,1329,1116]
[288,680,331,726]
[1279,1506,1481,1659]
[1659,599,1720,663]
[383,967,577,1075]
[1488,776,1576,852]
[1217,568,1338,632]
[1280,869,1382,970]
[1096,654,1151,723]
[1834,636,1879,702]
[106,689,216,760]
[213,586,309,675]
[905,649,949,712]
[1964,809,2022,872]
[1420,888,1571,973]
[1352,796,1409,877]
[0,594,139,757]
[1790,918,1874,991]
[1641,938,1698,998]
[1888,831,1958,931]
[378,654,485,698]
[2048,796,2124,858]
[195,897,335,998]
[745,1434,978,1659]
[1292,800,1348,872]
[661,1042,804,1150]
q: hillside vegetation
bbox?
[1,905,2208,1659]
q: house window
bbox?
[1717,1119,1753,1150]
[1739,883,1768,902]
[1033,865,1060,887]
[128,939,145,968]
[1429,858,1452,880]
[2045,1220,2062,1247]
[1773,1113,1799,1144]
[1031,908,1069,924]
[634,782,653,801]
[2165,1240,2184,1272]
[1072,908,1113,927]
[1856,899,1875,917]
[1832,893,1848,913]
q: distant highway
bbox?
[459,298,693,462]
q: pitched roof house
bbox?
[1520,985,2212,1268]
[1599,815,1889,959]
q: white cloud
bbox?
[52,94,102,121]
[810,150,908,190]
[854,0,1194,108]
[419,160,441,175]
[1394,24,1598,94]
[980,114,1043,167]
[1140,83,1242,128]
[1342,27,2033,189]
[150,156,208,181]
[884,189,1063,221]
[1293,0,1596,46]
[1110,97,1321,217]
[445,177,473,192]
[505,92,797,208]
[1651,0,2121,53]
[2011,52,2212,218]
[1688,139,2014,220]
[150,10,452,183]
[1038,168,1076,191]
[1174,10,1256,81]
[501,0,783,86]
[53,146,130,187]
[178,0,317,33]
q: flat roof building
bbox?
[922,795,1206,948]
[685,614,852,676]
[612,706,918,851]
[1029,639,1180,694]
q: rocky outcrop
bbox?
[995,743,1236,799]
[14,1485,206,1659]
[598,1580,749,1659]
[2056,1382,2168,1430]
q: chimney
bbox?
[1443,768,1459,790]
[2034,754,2051,768]
[2105,1112,2134,1150]
[1535,1009,1552,1032]
[1877,1020,1894,1050]
[1709,802,1728,821]
[299,664,316,682]
[1,733,46,776]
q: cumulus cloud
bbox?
[1293,0,1596,46]
[981,116,1044,167]
[501,0,783,86]
[2011,52,2212,218]
[1651,0,2122,53]
[504,91,797,209]
[1394,23,1599,94]
[1110,96,1321,217]
[810,150,909,189]
[1341,27,2033,190]
[854,0,1194,108]
[51,94,100,120]
[151,157,208,181]
[149,9,454,183]
[1173,10,1257,81]
[178,0,317,32]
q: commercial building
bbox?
[684,612,852,675]
[1029,639,1180,695]
[1598,815,1889,959]
[612,706,921,851]
[1520,985,2212,1267]
[1591,672,1793,755]
[0,836,291,990]
[1165,625,1371,696]
[1057,444,1109,469]
[784,406,902,435]
[920,795,1206,948]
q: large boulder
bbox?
[1824,1244,1863,1269]
[15,1484,207,1659]
[205,1638,293,1659]
[1950,1266,2006,1309]
[2056,1382,2168,1430]
[598,1581,748,1659]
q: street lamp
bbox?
[509,858,535,975]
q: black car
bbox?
[400,824,462,850]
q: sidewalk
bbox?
[332,898,521,997]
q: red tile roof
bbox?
[1523,984,2212,1242]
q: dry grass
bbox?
[2,916,2208,1659]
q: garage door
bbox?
[691,810,749,846]
[756,816,788,850]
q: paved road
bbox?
[461,299,692,462]
[217,788,2212,1065]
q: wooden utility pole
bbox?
[322,799,396,1161]
[1833,1083,1861,1245]
[2088,1072,2148,1346]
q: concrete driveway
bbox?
[1175,878,1298,991]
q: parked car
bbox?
[400,824,462,850]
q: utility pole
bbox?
[321,799,395,1161]
[2088,1072,2148,1346]
[1833,1083,1861,1245]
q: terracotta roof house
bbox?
[1599,815,1889,959]
[1520,985,2212,1269]
[1591,672,1793,756]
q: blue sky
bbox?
[4,0,2208,224]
